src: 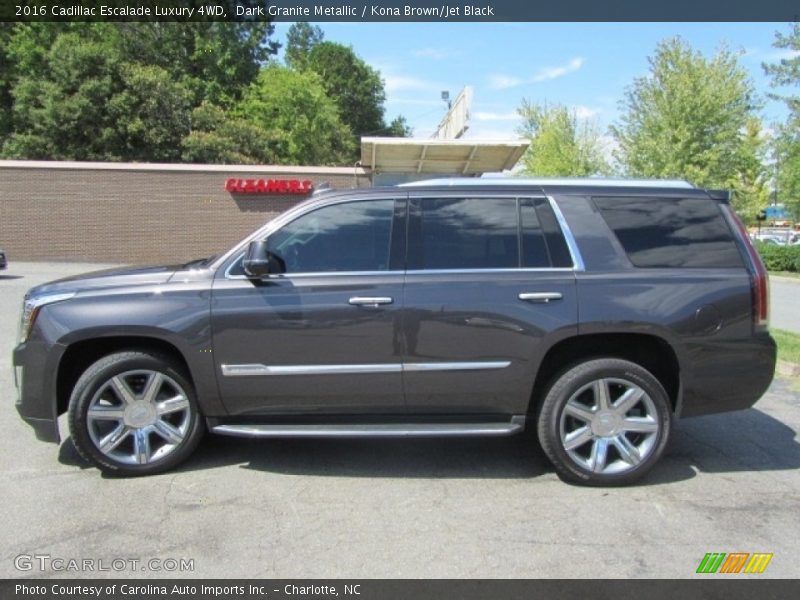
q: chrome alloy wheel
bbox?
[86,370,192,466]
[558,377,660,475]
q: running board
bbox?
[211,416,526,439]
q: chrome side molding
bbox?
[221,361,511,377]
[221,363,402,377]
[212,416,526,439]
[403,361,511,372]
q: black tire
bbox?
[536,358,672,486]
[67,351,205,476]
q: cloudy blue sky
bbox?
[272,22,797,142]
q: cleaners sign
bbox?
[225,178,314,195]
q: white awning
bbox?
[360,137,528,176]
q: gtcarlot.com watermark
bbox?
[14,554,194,573]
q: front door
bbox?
[211,197,407,416]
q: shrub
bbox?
[754,241,800,272]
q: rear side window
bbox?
[408,197,573,270]
[594,196,744,268]
[416,197,519,269]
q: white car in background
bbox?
[751,234,786,245]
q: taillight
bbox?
[723,206,769,328]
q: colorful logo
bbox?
[696,552,773,574]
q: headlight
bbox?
[18,292,76,344]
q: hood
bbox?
[27,263,182,297]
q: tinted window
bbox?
[520,199,550,268]
[267,199,395,273]
[594,197,743,268]
[416,198,519,269]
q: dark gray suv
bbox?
[13,178,776,485]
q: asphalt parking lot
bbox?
[1,262,799,579]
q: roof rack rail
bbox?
[399,177,695,189]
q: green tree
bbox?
[0,23,15,143]
[182,102,276,165]
[516,101,609,176]
[731,118,770,223]
[185,66,355,166]
[3,25,125,160]
[0,21,278,161]
[386,115,413,137]
[108,63,193,162]
[284,22,324,70]
[763,23,800,218]
[3,25,194,162]
[305,42,387,147]
[117,22,278,107]
[611,37,759,188]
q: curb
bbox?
[770,274,800,284]
[777,360,800,378]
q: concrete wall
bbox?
[0,161,369,264]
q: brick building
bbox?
[0,139,527,264]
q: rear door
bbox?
[401,193,578,416]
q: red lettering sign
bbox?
[224,178,314,195]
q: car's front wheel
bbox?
[536,358,672,486]
[68,351,204,476]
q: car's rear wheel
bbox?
[67,351,204,476]
[536,358,671,486]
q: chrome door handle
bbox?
[519,292,563,303]
[349,296,393,307]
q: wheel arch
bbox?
[529,332,681,416]
[56,335,192,418]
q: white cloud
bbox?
[389,98,445,107]
[383,75,437,92]
[764,49,800,61]
[599,134,620,166]
[531,57,585,83]
[573,105,600,119]
[412,48,454,60]
[474,111,519,122]
[743,47,800,62]
[465,124,524,140]
[488,74,523,90]
[486,57,586,91]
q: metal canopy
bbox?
[360,137,529,176]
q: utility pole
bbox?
[773,145,780,207]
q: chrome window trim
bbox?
[404,268,575,275]
[224,253,576,280]
[221,361,511,377]
[223,254,405,281]
[546,195,586,272]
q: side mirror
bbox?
[242,240,286,278]
[242,240,271,278]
